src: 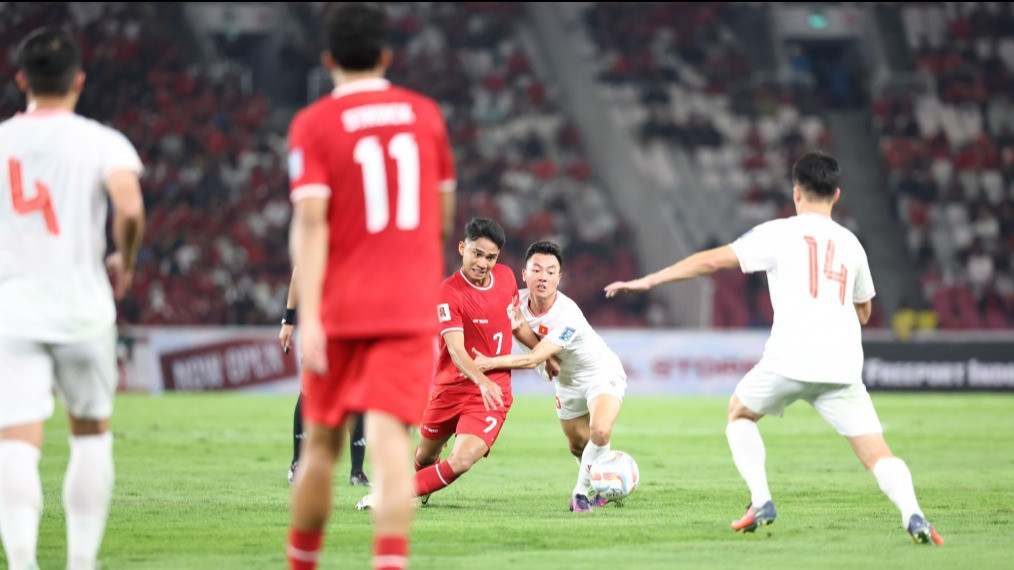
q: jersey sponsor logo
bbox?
[559,327,576,342]
[437,303,451,322]
[422,425,439,434]
[472,318,489,324]
[288,148,304,180]
[538,325,549,336]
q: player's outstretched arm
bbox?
[444,330,504,411]
[472,340,563,372]
[508,302,560,379]
[512,309,540,349]
[604,245,740,297]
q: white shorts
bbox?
[554,371,626,421]
[0,327,118,429]
[735,367,882,437]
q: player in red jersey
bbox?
[356,218,545,510]
[285,4,456,570]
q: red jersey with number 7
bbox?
[288,78,455,338]
[434,264,519,393]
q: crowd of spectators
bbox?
[13,3,1009,331]
[289,2,652,325]
[875,2,1014,329]
[2,3,293,326]
[2,2,651,327]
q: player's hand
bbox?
[508,302,524,330]
[300,318,328,375]
[105,252,134,300]
[545,356,562,380]
[470,347,493,371]
[279,324,294,354]
[604,277,651,298]
[476,376,503,411]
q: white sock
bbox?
[575,441,609,496]
[872,456,922,526]
[726,419,772,507]
[63,432,115,570]
[0,440,42,569]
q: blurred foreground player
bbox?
[285,3,456,569]
[0,27,145,570]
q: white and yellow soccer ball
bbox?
[589,450,639,500]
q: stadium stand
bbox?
[286,2,652,326]
[874,2,1014,328]
[1,3,293,326]
[7,2,1008,329]
[578,2,852,328]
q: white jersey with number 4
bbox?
[0,110,143,342]
[730,212,875,384]
[519,288,626,387]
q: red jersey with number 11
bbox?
[288,78,455,338]
[434,264,519,393]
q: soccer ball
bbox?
[589,450,639,500]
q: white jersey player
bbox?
[472,240,627,514]
[0,27,145,570]
[604,151,943,546]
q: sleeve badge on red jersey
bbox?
[288,148,304,180]
[437,303,451,322]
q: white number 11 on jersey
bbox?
[354,133,420,233]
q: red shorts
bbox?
[419,383,513,452]
[301,334,434,428]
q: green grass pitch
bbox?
[11,392,1014,569]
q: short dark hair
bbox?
[792,152,840,199]
[17,26,81,96]
[524,240,563,268]
[324,2,388,71]
[464,218,506,249]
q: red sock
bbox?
[413,460,460,496]
[373,535,408,570]
[413,458,430,472]
[287,528,323,570]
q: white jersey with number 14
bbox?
[0,110,143,342]
[730,212,875,384]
